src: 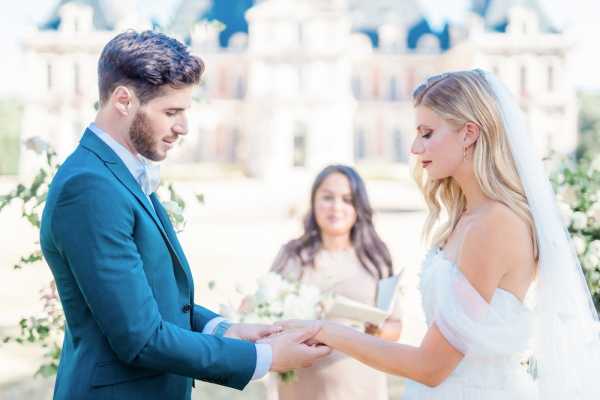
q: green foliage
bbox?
[551,155,600,311]
[0,99,23,175]
[577,91,600,160]
[1,138,194,376]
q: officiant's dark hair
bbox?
[97,30,204,105]
[272,165,394,279]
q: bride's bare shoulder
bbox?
[458,202,532,301]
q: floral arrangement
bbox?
[552,154,600,311]
[218,272,328,382]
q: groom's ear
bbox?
[463,122,480,147]
[111,86,136,116]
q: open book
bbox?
[324,274,401,326]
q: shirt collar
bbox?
[88,123,150,187]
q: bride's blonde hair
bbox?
[412,69,538,259]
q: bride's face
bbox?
[411,105,464,180]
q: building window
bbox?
[230,128,241,162]
[388,76,398,101]
[520,65,527,97]
[393,128,407,162]
[235,77,246,99]
[354,127,366,160]
[293,122,307,167]
[371,68,381,99]
[352,76,362,99]
[74,63,81,95]
[217,68,228,98]
[47,62,53,91]
[547,64,554,92]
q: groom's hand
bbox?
[275,319,325,346]
[223,323,282,342]
[258,326,331,372]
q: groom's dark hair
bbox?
[97,30,204,105]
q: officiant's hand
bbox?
[224,323,282,342]
[258,326,331,372]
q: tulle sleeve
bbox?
[434,266,532,356]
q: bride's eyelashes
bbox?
[422,130,433,139]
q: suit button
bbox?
[182,304,192,313]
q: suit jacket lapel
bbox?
[79,129,188,278]
[150,194,193,279]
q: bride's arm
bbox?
[285,205,528,387]
[314,320,463,387]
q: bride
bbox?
[275,69,600,399]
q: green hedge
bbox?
[0,99,22,175]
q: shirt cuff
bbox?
[202,317,226,335]
[251,343,272,380]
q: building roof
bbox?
[164,0,559,49]
[40,0,115,30]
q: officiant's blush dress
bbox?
[274,248,403,400]
[404,248,538,399]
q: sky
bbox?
[0,0,599,97]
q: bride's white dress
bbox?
[403,248,538,399]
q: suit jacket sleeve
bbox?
[192,305,220,332]
[49,173,256,390]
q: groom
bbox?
[40,31,328,400]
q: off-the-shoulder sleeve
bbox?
[434,266,531,356]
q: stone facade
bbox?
[19,0,576,179]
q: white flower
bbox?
[163,201,183,216]
[573,236,587,256]
[589,241,600,259]
[559,186,579,208]
[37,181,49,195]
[298,284,321,306]
[256,273,287,303]
[558,201,573,227]
[587,202,600,224]
[24,136,50,154]
[283,294,319,320]
[582,253,599,272]
[571,212,588,231]
[591,155,600,173]
[269,299,285,316]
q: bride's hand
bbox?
[275,320,325,345]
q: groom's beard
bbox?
[130,110,161,161]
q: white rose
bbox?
[298,284,321,307]
[558,201,573,227]
[256,273,286,303]
[587,202,600,224]
[163,201,182,216]
[583,253,599,272]
[571,212,588,231]
[37,181,49,195]
[24,136,50,154]
[589,240,600,259]
[559,186,579,208]
[283,294,318,320]
[573,236,587,256]
[269,299,284,316]
[591,156,600,173]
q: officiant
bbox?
[270,164,403,400]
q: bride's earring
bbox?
[463,146,468,161]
